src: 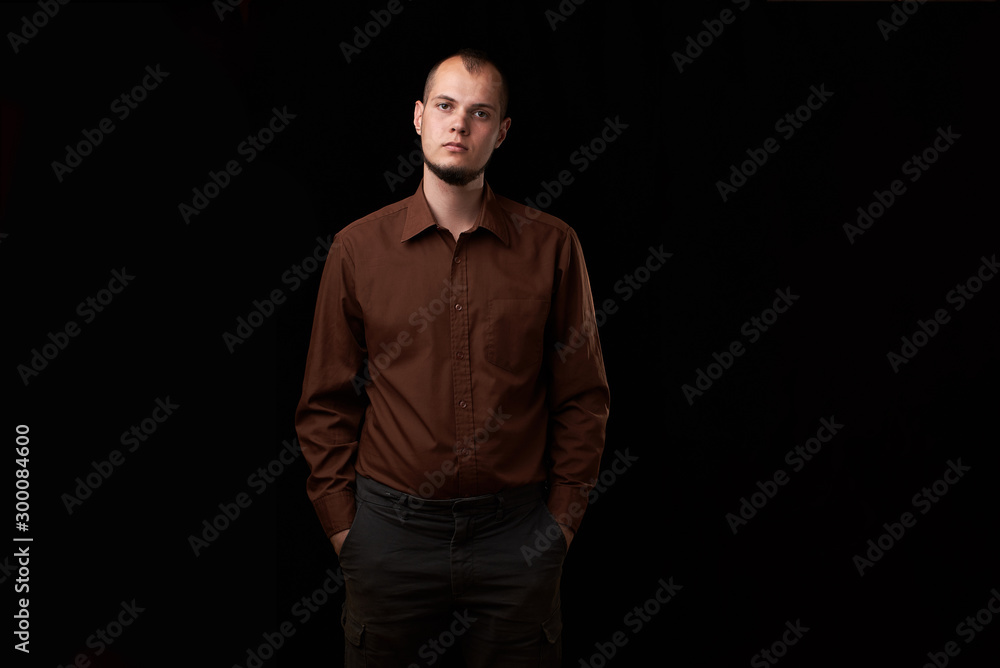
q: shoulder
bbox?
[492,191,575,241]
[332,192,421,258]
[338,196,412,238]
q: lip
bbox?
[443,142,468,152]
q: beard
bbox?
[423,150,493,186]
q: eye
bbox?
[473,110,490,119]
[436,102,451,110]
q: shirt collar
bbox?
[401,179,511,247]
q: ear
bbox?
[495,116,511,149]
[413,100,424,135]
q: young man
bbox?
[295,49,609,666]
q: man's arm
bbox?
[544,227,611,546]
[295,234,368,551]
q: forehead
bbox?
[428,57,503,105]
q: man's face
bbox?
[414,57,510,187]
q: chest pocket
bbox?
[486,298,550,373]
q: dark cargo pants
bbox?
[338,475,566,667]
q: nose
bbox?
[450,115,469,135]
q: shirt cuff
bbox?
[546,484,591,535]
[312,489,357,537]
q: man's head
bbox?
[414,49,511,188]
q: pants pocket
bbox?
[541,505,568,558]
[338,498,366,563]
[539,604,563,666]
[341,603,367,666]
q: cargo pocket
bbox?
[341,604,366,666]
[539,604,563,665]
[487,298,549,373]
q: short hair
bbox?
[422,48,509,119]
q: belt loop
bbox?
[495,493,504,521]
[392,492,409,524]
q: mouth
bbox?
[443,142,469,152]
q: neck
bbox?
[422,168,485,240]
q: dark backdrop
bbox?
[3,1,998,666]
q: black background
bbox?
[3,1,998,666]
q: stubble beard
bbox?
[423,148,494,187]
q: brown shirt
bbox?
[295,179,609,537]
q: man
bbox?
[295,48,609,667]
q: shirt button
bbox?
[455,303,463,310]
[454,257,461,263]
[459,400,467,408]
[456,352,464,359]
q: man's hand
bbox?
[330,528,350,556]
[559,524,574,551]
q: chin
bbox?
[439,151,473,162]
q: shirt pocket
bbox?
[486,298,550,373]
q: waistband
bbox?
[355,475,547,516]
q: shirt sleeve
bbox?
[544,227,611,534]
[294,233,368,537]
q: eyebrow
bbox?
[432,95,497,111]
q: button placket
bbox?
[449,242,476,495]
